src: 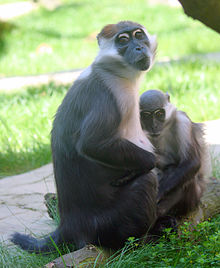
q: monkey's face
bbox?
[141,108,165,137]
[115,27,152,71]
[140,90,174,137]
[96,21,157,75]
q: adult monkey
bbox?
[11,21,159,252]
[140,89,211,218]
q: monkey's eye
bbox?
[154,109,165,121]
[133,29,145,40]
[117,33,130,45]
[141,111,152,120]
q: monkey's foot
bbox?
[150,216,178,238]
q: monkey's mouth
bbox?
[150,133,160,137]
[135,55,150,71]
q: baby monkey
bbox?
[140,89,211,218]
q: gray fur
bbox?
[11,21,161,253]
[140,89,168,112]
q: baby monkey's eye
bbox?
[154,109,165,121]
[133,29,145,40]
[141,111,152,120]
[118,33,130,44]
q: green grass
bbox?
[0,244,57,268]
[1,215,219,267]
[144,60,220,122]
[103,217,220,267]
[0,0,26,3]
[0,0,220,76]
[0,83,67,177]
[1,59,219,177]
[0,241,74,268]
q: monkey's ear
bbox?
[166,92,170,102]
[96,34,101,46]
[149,34,157,54]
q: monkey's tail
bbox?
[11,229,61,254]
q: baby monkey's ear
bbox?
[165,92,170,102]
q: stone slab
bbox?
[204,119,220,159]
[0,1,37,21]
[0,70,82,91]
[0,164,56,244]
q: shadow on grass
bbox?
[0,142,51,178]
[33,28,86,39]
[0,21,16,58]
[0,83,69,178]
[19,1,91,40]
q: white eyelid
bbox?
[118,33,129,39]
[133,29,143,36]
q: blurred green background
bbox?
[0,0,219,76]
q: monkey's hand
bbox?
[157,178,177,202]
[157,158,200,202]
[150,216,178,237]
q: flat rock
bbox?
[0,70,82,91]
[44,245,106,268]
[0,1,38,21]
[0,164,56,244]
[204,119,220,156]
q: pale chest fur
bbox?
[113,85,154,153]
[121,106,154,153]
